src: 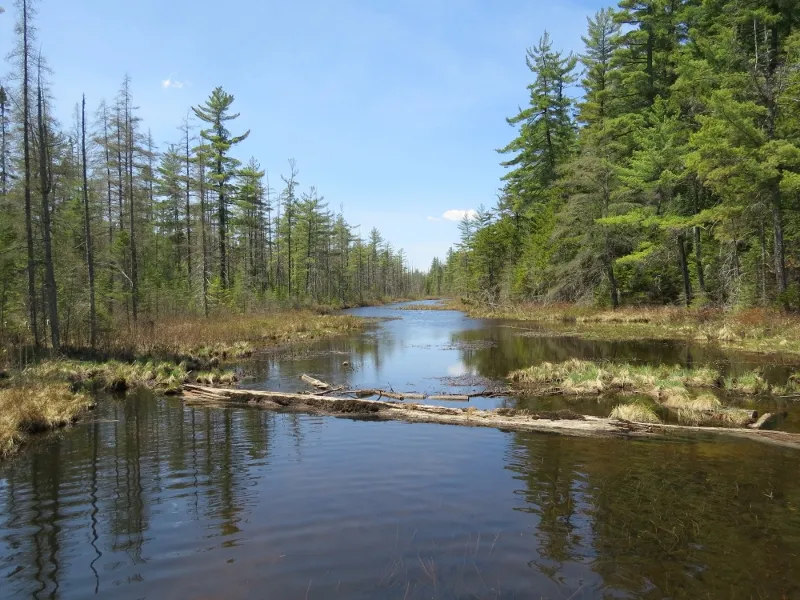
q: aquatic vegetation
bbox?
[673,408,754,428]
[610,403,662,424]
[0,384,94,458]
[20,359,189,394]
[662,393,722,411]
[508,359,721,398]
[194,369,239,386]
[724,371,768,395]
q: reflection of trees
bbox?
[454,324,798,385]
[0,391,280,596]
[507,431,800,598]
[454,325,738,380]
[507,433,592,581]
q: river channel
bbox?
[1,301,799,599]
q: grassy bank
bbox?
[509,359,798,428]
[441,300,800,356]
[0,384,96,458]
[0,310,365,458]
[508,359,798,398]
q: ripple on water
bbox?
[1,304,800,599]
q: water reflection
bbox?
[1,304,800,599]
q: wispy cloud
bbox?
[161,77,185,90]
[442,209,477,222]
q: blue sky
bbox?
[0,0,606,269]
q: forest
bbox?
[0,0,425,356]
[428,0,800,311]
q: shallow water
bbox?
[2,302,800,599]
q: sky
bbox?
[0,0,607,269]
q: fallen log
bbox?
[428,394,470,402]
[300,374,331,390]
[468,389,511,399]
[179,384,800,450]
[376,390,404,400]
[748,411,788,430]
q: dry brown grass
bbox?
[673,408,754,428]
[458,301,800,356]
[610,403,662,424]
[107,311,364,360]
[0,384,94,458]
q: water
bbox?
[2,301,800,599]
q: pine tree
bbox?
[192,87,250,289]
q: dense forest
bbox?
[428,0,800,310]
[0,1,425,353]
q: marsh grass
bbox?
[0,384,94,458]
[508,359,721,398]
[724,371,768,395]
[610,402,662,424]
[457,301,800,356]
[0,311,365,458]
[673,408,753,428]
[100,311,364,363]
[662,393,722,411]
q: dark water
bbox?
[2,302,800,599]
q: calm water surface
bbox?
[1,302,799,599]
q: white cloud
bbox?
[442,209,477,222]
[161,78,185,90]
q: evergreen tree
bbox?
[192,87,250,289]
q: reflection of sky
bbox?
[257,301,489,397]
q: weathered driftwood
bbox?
[300,374,330,390]
[428,394,470,402]
[180,384,800,450]
[748,411,788,430]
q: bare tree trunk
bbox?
[216,155,228,288]
[694,226,705,296]
[101,103,114,317]
[678,233,692,307]
[36,63,59,350]
[21,0,40,348]
[607,262,619,309]
[760,220,768,305]
[82,95,97,347]
[692,181,705,296]
[125,84,138,324]
[0,86,7,197]
[199,159,209,317]
[771,183,787,299]
[184,117,192,283]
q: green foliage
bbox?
[434,0,800,312]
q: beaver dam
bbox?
[4,301,800,599]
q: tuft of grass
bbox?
[0,384,94,458]
[662,393,722,411]
[724,371,768,395]
[610,402,662,424]
[674,408,753,428]
[194,369,239,386]
[508,359,721,398]
[20,359,189,394]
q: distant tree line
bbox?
[428,0,800,310]
[0,0,425,353]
